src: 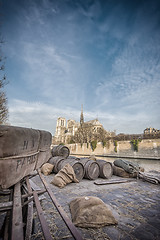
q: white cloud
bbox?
[3,0,160,135]
[9,99,82,135]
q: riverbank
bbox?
[71,153,160,160]
[66,138,160,159]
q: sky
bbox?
[1,0,160,135]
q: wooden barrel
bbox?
[0,125,52,189]
[67,156,80,161]
[57,158,85,181]
[48,156,65,173]
[0,125,40,158]
[51,145,70,158]
[79,158,100,180]
[35,130,52,169]
[96,160,113,179]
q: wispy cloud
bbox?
[3,0,160,135]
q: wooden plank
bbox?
[22,182,45,202]
[29,179,41,191]
[33,190,52,240]
[0,189,11,195]
[11,182,24,240]
[38,169,84,240]
[3,212,11,240]
[94,179,136,185]
[22,189,46,200]
[3,189,13,240]
[22,190,46,208]
[0,201,12,212]
[25,177,34,240]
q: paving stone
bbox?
[139,208,159,218]
[31,174,160,240]
[120,235,136,240]
[1,172,160,240]
[147,217,160,230]
[131,223,160,240]
[132,227,154,240]
[103,226,121,240]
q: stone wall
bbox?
[66,138,160,158]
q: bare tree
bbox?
[73,123,111,145]
[0,37,8,124]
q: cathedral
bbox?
[53,106,112,144]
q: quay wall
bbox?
[66,139,160,159]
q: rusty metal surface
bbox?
[11,182,24,240]
[32,190,52,240]
[38,169,84,240]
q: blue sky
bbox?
[1,0,160,135]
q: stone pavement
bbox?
[30,173,160,240]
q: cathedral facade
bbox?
[53,107,112,144]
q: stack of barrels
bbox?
[49,145,113,182]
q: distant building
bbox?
[144,127,160,135]
[54,117,79,144]
[53,106,113,144]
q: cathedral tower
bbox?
[80,104,84,125]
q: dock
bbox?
[1,170,159,240]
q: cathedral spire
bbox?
[80,104,84,125]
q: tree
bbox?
[0,37,8,124]
[73,123,111,145]
[73,123,94,144]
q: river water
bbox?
[73,155,160,172]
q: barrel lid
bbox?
[102,163,113,178]
[85,161,100,180]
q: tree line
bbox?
[0,36,8,124]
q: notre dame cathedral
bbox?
[53,106,114,144]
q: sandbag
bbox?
[41,163,54,176]
[69,196,118,228]
[113,165,138,178]
[51,163,79,188]
[88,155,96,161]
[114,159,140,173]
